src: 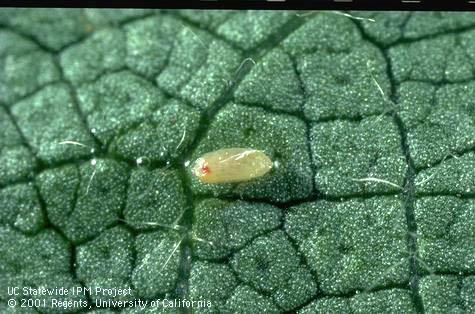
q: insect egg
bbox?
[192,148,273,184]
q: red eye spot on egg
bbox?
[201,165,210,175]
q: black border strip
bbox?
[1,0,475,11]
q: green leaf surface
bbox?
[0,9,474,314]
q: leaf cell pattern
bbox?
[0,9,474,313]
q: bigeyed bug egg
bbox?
[192,148,273,184]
